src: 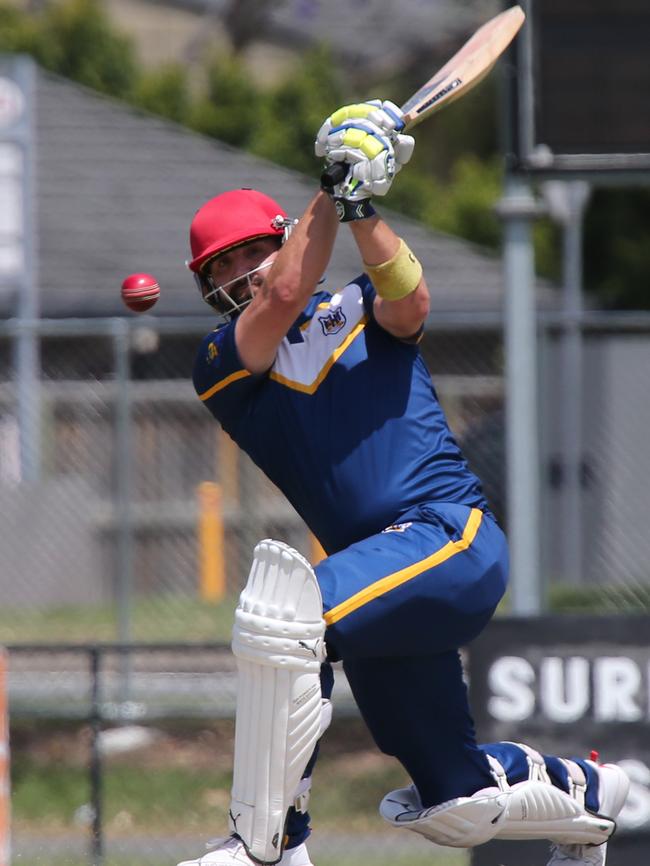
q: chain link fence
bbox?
[538,313,650,610]
[0,313,649,644]
[0,313,649,863]
[7,644,463,866]
[0,318,312,644]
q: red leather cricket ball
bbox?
[121,273,160,312]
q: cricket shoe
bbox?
[176,835,314,866]
[547,842,607,866]
[545,760,630,866]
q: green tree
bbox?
[2,0,647,310]
[189,54,261,147]
[386,156,558,285]
[372,67,500,181]
[584,188,650,310]
[0,2,53,65]
[422,155,503,247]
[251,46,345,176]
[41,0,137,98]
[133,63,190,125]
[380,170,441,225]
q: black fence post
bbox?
[89,647,104,866]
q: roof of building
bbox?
[23,66,556,320]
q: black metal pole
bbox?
[89,647,104,865]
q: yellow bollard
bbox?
[198,481,226,603]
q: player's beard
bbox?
[222,254,275,314]
[227,276,254,309]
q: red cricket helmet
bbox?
[188,189,288,274]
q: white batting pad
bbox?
[380,784,509,847]
[486,747,627,845]
[230,540,327,864]
[496,780,615,844]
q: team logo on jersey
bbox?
[207,341,219,361]
[318,306,347,336]
[382,522,413,533]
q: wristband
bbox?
[332,197,377,223]
[364,238,423,301]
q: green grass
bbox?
[12,759,408,834]
[316,857,467,866]
[4,579,650,645]
[10,718,429,839]
[11,845,470,866]
[548,581,650,613]
[0,593,239,644]
[12,760,232,831]
[12,761,88,823]
[10,730,469,865]
[494,582,650,617]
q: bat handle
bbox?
[320,162,348,190]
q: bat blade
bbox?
[401,5,525,129]
[320,5,525,188]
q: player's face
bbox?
[206,237,280,312]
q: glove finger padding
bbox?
[315,116,392,159]
[315,100,405,155]
[394,133,415,167]
[328,99,404,134]
[365,99,405,134]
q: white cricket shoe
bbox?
[547,842,607,866]
[546,761,630,866]
[176,836,314,866]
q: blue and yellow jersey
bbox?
[193,274,488,554]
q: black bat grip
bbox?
[320,162,348,190]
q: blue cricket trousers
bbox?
[286,503,509,846]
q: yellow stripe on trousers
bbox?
[324,507,484,626]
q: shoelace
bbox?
[205,836,237,851]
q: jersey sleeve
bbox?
[357,272,377,317]
[192,321,263,431]
[357,272,424,344]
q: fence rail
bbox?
[0,313,648,649]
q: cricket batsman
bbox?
[178,101,629,866]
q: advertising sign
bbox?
[469,616,650,865]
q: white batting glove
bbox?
[317,99,405,139]
[316,100,415,200]
[362,99,416,169]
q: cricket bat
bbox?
[322,4,525,187]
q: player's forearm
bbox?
[348,214,400,265]
[266,190,338,309]
[235,191,339,374]
[350,216,430,337]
